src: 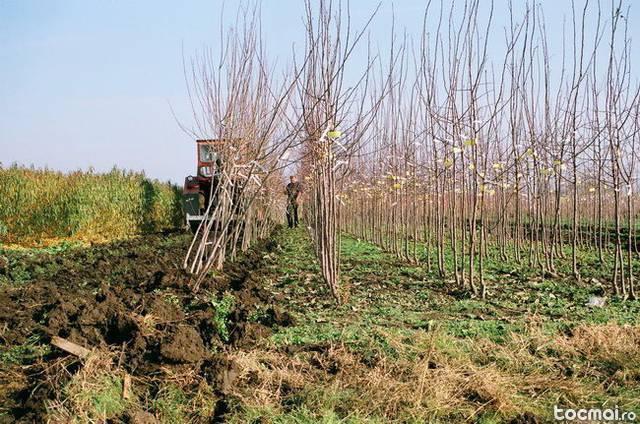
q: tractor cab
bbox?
[197,142,221,177]
[183,139,226,232]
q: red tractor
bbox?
[182,139,225,232]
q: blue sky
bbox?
[1,1,637,183]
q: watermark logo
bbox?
[554,405,636,422]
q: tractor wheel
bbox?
[188,220,202,233]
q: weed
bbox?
[0,335,49,365]
[248,305,271,323]
[164,293,181,307]
[153,384,188,423]
[46,352,135,422]
[210,291,236,342]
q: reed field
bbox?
[0,165,182,245]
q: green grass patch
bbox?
[0,335,50,365]
[210,291,236,343]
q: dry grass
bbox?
[130,312,161,338]
[12,323,637,422]
[231,349,314,407]
[45,350,135,423]
[227,323,640,422]
[554,324,640,367]
[43,347,223,423]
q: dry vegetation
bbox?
[227,324,639,422]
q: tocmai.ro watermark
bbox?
[554,405,637,422]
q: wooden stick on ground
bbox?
[50,336,90,359]
[122,373,132,400]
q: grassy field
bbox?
[0,165,183,246]
[225,229,640,423]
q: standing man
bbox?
[285,175,302,228]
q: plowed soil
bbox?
[0,229,293,422]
